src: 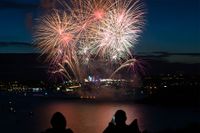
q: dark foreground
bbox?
[0,97,199,133]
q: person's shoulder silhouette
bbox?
[129,119,140,133]
[103,110,140,133]
[42,112,73,133]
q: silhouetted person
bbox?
[103,110,140,133]
[42,112,73,133]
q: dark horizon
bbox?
[0,53,199,81]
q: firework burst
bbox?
[89,0,145,62]
[34,0,145,81]
[34,10,83,80]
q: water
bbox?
[1,98,200,133]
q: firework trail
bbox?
[34,0,145,81]
[110,58,147,78]
[34,10,82,80]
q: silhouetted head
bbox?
[50,112,67,130]
[114,110,127,125]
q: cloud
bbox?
[0,42,32,47]
[138,51,200,58]
[0,42,38,53]
[137,51,200,64]
[152,52,200,57]
[0,1,37,9]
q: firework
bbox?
[34,10,74,60]
[34,0,145,81]
[110,58,146,78]
[88,0,145,62]
[34,10,83,80]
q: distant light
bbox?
[32,88,40,92]
[164,85,167,88]
[84,79,89,82]
[66,89,73,92]
[88,76,92,82]
[10,107,14,111]
[57,87,60,91]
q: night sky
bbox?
[0,0,199,63]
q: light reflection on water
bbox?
[36,101,144,133]
[34,100,199,133]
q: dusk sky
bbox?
[0,0,199,62]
